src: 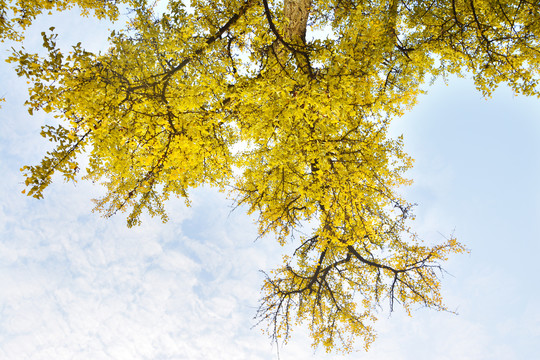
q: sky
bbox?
[0,5,539,360]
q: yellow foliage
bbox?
[6,0,538,353]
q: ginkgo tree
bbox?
[4,0,540,353]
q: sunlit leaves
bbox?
[0,0,126,41]
[6,0,538,353]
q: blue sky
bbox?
[0,7,539,360]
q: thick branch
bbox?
[262,0,314,77]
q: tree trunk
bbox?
[283,0,311,44]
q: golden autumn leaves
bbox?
[6,0,539,353]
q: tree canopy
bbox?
[3,0,539,353]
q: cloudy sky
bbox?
[0,5,539,360]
